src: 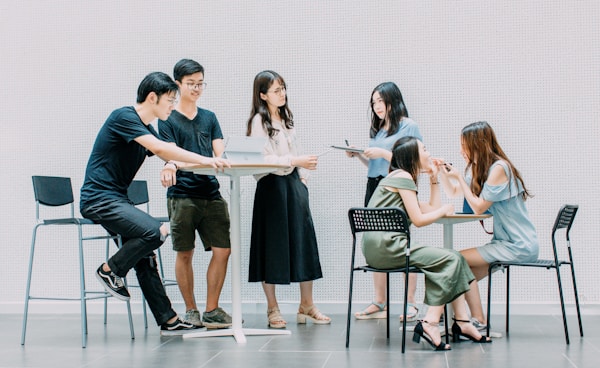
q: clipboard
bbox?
[331,145,364,153]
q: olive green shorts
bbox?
[167,197,231,252]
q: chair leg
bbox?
[142,295,148,328]
[568,257,584,337]
[78,226,88,348]
[443,305,449,344]
[103,238,110,325]
[505,266,510,334]
[401,272,408,354]
[345,270,356,348]
[555,265,570,344]
[486,265,493,338]
[21,226,40,345]
[126,299,135,339]
[386,273,391,341]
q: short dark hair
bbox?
[136,72,178,103]
[173,59,204,82]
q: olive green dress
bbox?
[361,177,475,306]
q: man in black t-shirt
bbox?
[158,59,232,328]
[80,72,229,335]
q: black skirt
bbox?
[248,169,323,284]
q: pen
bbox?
[345,139,350,146]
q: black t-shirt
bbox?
[80,106,156,209]
[158,108,223,200]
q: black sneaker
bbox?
[160,317,203,336]
[95,265,130,301]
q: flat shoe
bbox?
[355,302,387,320]
[399,303,419,322]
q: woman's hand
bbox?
[345,145,360,158]
[440,162,460,179]
[362,147,388,159]
[441,203,455,216]
[293,155,318,170]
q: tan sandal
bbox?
[355,301,387,320]
[297,304,331,325]
[267,307,287,329]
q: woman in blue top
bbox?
[441,121,538,330]
[347,82,423,321]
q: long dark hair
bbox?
[389,136,421,185]
[461,121,531,199]
[246,70,294,137]
[369,82,409,138]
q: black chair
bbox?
[126,180,178,328]
[22,176,134,348]
[346,207,448,353]
[486,204,583,344]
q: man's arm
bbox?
[134,134,228,168]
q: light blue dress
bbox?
[367,118,423,178]
[469,161,539,263]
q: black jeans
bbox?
[81,198,177,326]
[365,176,385,206]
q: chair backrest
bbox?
[127,180,150,207]
[32,176,75,220]
[348,207,410,239]
[32,176,74,207]
[552,204,578,242]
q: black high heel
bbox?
[451,318,492,343]
[413,320,451,351]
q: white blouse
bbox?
[249,114,307,181]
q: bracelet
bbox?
[431,182,439,185]
[164,161,178,169]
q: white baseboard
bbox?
[6,301,600,316]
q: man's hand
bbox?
[161,163,177,188]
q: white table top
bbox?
[435,213,492,225]
[182,163,290,177]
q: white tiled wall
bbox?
[2,0,599,312]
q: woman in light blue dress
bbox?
[441,121,538,331]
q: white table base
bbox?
[182,166,292,343]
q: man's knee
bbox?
[142,225,164,248]
[176,249,194,264]
[212,247,231,261]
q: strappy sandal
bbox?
[267,307,287,329]
[297,304,331,325]
[399,303,419,322]
[451,318,492,343]
[354,301,387,320]
[413,320,451,351]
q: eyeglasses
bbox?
[185,82,207,90]
[167,98,178,106]
[268,86,286,95]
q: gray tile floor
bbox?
[4,309,596,368]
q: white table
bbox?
[434,213,492,319]
[180,164,292,343]
[435,214,492,250]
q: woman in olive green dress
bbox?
[362,136,491,350]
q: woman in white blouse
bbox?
[246,70,330,329]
